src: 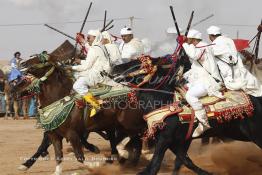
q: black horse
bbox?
[137,61,262,175]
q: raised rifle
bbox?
[101,19,114,32]
[44,24,76,41]
[72,2,93,61]
[103,10,107,29]
[184,11,194,37]
[254,19,262,64]
[169,6,181,36]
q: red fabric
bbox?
[233,39,249,51]
[75,99,85,109]
[76,33,85,44]
[176,35,186,45]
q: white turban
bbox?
[102,31,113,43]
[120,27,133,35]
[87,29,102,46]
[187,29,202,39]
[207,26,221,35]
[87,29,101,37]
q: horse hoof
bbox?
[17,165,29,171]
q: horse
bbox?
[0,67,32,120]
[12,40,106,171]
[12,52,182,174]
[137,57,262,175]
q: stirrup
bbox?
[83,92,100,117]
[83,92,100,108]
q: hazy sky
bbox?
[0,0,261,59]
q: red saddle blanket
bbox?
[144,90,253,139]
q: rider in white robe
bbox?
[72,30,110,112]
[119,27,144,63]
[182,29,223,137]
[207,26,262,97]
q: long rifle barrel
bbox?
[103,10,107,29]
[101,19,114,32]
[44,24,76,41]
[105,25,114,31]
[191,14,213,28]
[184,11,194,36]
[254,19,262,61]
[169,6,181,36]
[73,2,93,60]
[79,2,93,34]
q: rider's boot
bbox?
[192,109,210,138]
[83,92,100,117]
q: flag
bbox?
[233,39,249,51]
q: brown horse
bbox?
[0,67,31,120]
[12,51,180,174]
[12,54,145,174]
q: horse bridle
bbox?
[20,53,56,93]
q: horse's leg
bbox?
[18,132,51,171]
[142,139,154,161]
[129,135,142,166]
[170,141,212,175]
[48,133,63,175]
[107,129,119,156]
[172,157,183,175]
[13,99,19,119]
[137,117,177,175]
[4,94,10,119]
[67,130,85,163]
[22,98,29,119]
[137,133,170,175]
[105,129,123,163]
[81,132,100,154]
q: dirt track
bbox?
[1,118,262,175]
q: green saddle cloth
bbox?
[39,96,78,131]
[89,84,131,99]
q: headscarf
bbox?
[87,29,103,46]
[102,31,113,44]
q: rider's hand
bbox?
[74,58,82,64]
[176,35,187,45]
[64,66,73,71]
[76,33,85,44]
[258,25,262,32]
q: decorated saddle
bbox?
[88,84,137,105]
[39,95,77,131]
[144,90,254,138]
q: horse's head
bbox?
[20,53,53,77]
[10,53,51,94]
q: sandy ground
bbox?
[1,118,262,175]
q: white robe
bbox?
[104,43,123,66]
[119,38,144,63]
[211,36,262,96]
[183,41,222,97]
[72,45,110,95]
